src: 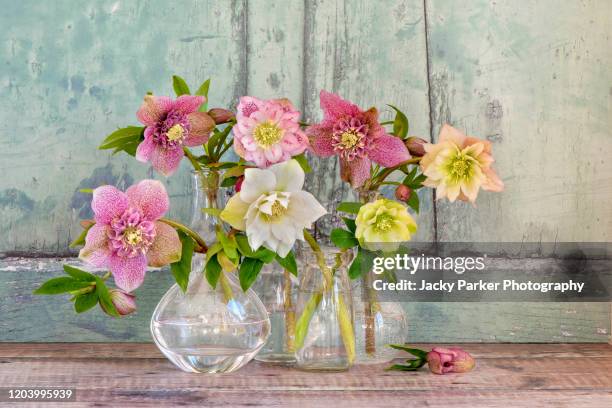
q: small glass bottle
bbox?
[295,247,355,371]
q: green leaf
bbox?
[251,247,276,263]
[235,234,253,256]
[342,217,356,233]
[217,230,238,260]
[74,291,99,313]
[63,265,96,281]
[113,139,140,157]
[195,78,211,111]
[348,247,376,280]
[220,176,238,187]
[406,190,420,213]
[95,277,119,317]
[78,188,93,194]
[293,153,312,173]
[99,126,144,150]
[337,202,363,214]
[201,207,222,217]
[235,235,275,262]
[170,231,194,292]
[34,277,92,295]
[388,104,409,139]
[238,257,264,291]
[205,254,222,288]
[68,222,94,248]
[206,242,223,259]
[389,344,429,360]
[172,75,190,96]
[276,251,298,276]
[330,228,359,249]
[385,363,422,372]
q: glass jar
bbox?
[294,246,355,371]
[252,262,298,364]
[150,169,271,373]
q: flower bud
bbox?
[208,108,235,124]
[427,347,475,375]
[103,289,136,316]
[405,136,427,157]
[235,175,244,192]
[395,184,411,201]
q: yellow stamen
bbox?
[374,214,393,232]
[253,122,283,148]
[124,228,142,245]
[166,124,185,142]
[339,130,360,149]
[448,154,473,179]
[261,200,287,222]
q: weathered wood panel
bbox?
[302,0,435,241]
[1,258,608,342]
[425,0,612,242]
[0,0,247,253]
[1,343,611,407]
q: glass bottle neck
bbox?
[190,170,226,242]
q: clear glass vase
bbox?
[150,169,271,373]
[295,247,355,371]
[252,262,298,364]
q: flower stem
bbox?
[371,157,421,189]
[219,271,234,303]
[102,271,111,281]
[302,229,332,289]
[183,147,202,172]
[159,218,208,253]
[283,269,296,353]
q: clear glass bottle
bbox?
[252,261,298,364]
[295,247,355,371]
[150,169,271,373]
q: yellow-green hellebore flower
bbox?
[355,198,417,251]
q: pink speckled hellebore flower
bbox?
[136,95,215,176]
[307,90,411,188]
[79,180,181,292]
[233,96,309,168]
[427,347,475,375]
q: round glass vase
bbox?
[295,247,355,372]
[150,169,271,373]
[353,190,408,364]
[252,261,298,364]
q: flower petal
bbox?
[286,191,327,227]
[306,124,336,157]
[151,146,184,176]
[319,90,360,122]
[438,124,467,147]
[185,112,215,146]
[482,167,504,192]
[240,168,276,202]
[109,253,147,292]
[125,179,169,221]
[137,95,173,126]
[368,134,411,167]
[269,159,304,192]
[135,131,156,163]
[147,221,182,267]
[91,185,129,224]
[220,194,251,231]
[172,95,205,115]
[78,224,111,267]
[340,157,371,188]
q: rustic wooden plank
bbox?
[302,0,435,241]
[0,344,611,407]
[0,0,247,253]
[424,0,612,242]
[1,258,609,342]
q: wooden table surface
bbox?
[0,343,611,407]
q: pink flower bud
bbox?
[235,175,244,192]
[405,136,427,157]
[395,184,411,201]
[208,108,235,124]
[104,289,136,316]
[427,347,475,375]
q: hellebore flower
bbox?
[355,198,417,251]
[79,180,181,292]
[307,90,411,188]
[102,289,137,316]
[420,124,504,203]
[233,97,309,168]
[136,95,215,176]
[395,184,411,201]
[427,347,475,375]
[220,159,326,257]
[405,136,427,157]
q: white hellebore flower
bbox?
[220,159,327,257]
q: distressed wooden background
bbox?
[0,0,610,342]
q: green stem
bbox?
[219,271,234,303]
[371,157,421,189]
[183,147,202,172]
[102,271,111,281]
[302,229,332,289]
[159,218,208,253]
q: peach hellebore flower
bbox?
[233,97,309,168]
[427,347,475,375]
[307,90,411,188]
[420,124,504,203]
[79,180,181,292]
[136,95,215,176]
